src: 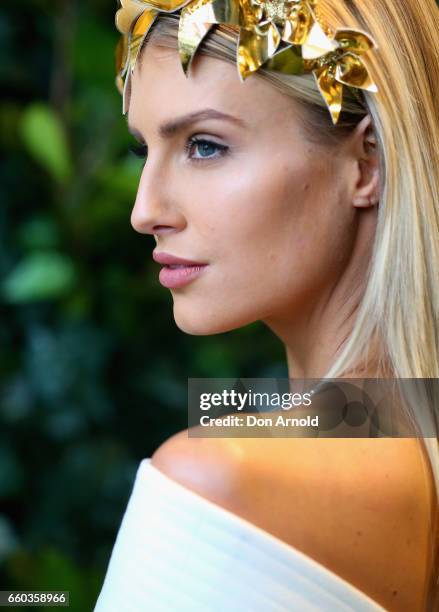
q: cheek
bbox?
[199,156,336,275]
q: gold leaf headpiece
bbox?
[115,0,378,124]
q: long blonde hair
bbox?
[139,0,439,604]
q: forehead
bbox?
[128,42,303,134]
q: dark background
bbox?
[0,1,286,609]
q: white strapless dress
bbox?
[94,458,387,611]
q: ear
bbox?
[349,115,380,209]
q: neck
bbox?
[263,207,381,379]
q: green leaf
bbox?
[2,251,77,303]
[16,216,61,250]
[99,156,143,198]
[20,104,72,183]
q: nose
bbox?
[130,163,186,236]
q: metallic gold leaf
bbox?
[335,52,377,92]
[281,1,314,45]
[314,64,343,124]
[116,75,124,95]
[334,29,377,55]
[237,23,281,79]
[116,0,148,34]
[178,0,242,75]
[115,34,129,79]
[179,20,214,74]
[240,0,263,26]
[301,19,338,59]
[264,45,304,74]
[122,69,132,114]
[135,0,192,11]
[204,0,245,24]
[129,10,159,73]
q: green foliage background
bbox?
[0,1,286,609]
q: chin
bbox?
[173,303,254,336]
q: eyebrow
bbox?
[127,108,247,141]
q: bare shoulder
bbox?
[151,428,247,507]
[151,432,435,611]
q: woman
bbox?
[95,0,439,610]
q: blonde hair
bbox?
[140,1,439,604]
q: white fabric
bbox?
[95,458,387,611]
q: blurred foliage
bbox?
[0,0,285,609]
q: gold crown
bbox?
[115,0,378,124]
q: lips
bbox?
[152,251,208,288]
[152,251,206,266]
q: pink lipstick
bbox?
[152,251,208,289]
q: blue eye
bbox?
[128,137,228,163]
[186,137,228,161]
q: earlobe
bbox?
[352,162,380,208]
[353,196,379,208]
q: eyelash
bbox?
[129,137,229,163]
